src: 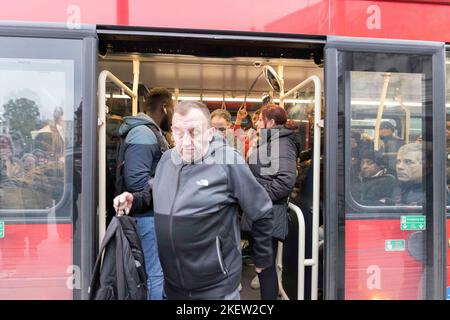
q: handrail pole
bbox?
[97,70,137,248]
[281,75,322,300]
[288,202,306,300]
[132,58,140,115]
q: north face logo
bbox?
[196,179,209,186]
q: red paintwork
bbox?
[0,223,72,300]
[1,1,450,42]
[346,219,444,300]
[346,219,450,299]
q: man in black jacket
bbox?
[354,149,397,206]
[115,101,273,300]
[116,88,173,300]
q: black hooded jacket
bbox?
[247,124,301,240]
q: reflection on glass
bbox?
[349,71,426,207]
[0,58,74,210]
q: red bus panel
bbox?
[2,1,450,41]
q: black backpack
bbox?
[114,122,169,197]
[89,215,148,300]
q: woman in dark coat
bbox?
[247,104,301,300]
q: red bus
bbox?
[0,0,450,300]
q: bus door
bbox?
[325,37,446,299]
[0,24,97,299]
[446,49,450,300]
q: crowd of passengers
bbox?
[0,109,65,209]
[350,121,429,206]
[111,88,305,300]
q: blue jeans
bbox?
[135,215,163,300]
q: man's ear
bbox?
[207,127,215,141]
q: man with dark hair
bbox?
[116,87,173,300]
[142,88,174,132]
[354,149,397,205]
[114,101,273,300]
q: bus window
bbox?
[349,71,426,207]
[0,57,74,212]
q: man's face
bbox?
[211,116,229,137]
[360,158,382,178]
[380,128,393,138]
[23,157,36,172]
[396,151,422,183]
[172,108,212,163]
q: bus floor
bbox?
[240,264,261,300]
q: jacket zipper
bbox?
[215,236,227,275]
[169,165,186,289]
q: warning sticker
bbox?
[400,215,425,231]
[385,239,405,251]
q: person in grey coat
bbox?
[247,104,301,300]
[114,101,274,300]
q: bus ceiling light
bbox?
[173,96,313,104]
[351,100,422,107]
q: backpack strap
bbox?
[115,122,169,196]
[115,219,127,299]
[145,123,169,154]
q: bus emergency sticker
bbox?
[385,240,405,251]
[0,221,4,238]
[400,215,425,230]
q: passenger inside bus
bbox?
[353,149,396,206]
[210,108,244,155]
[378,121,404,176]
[391,143,424,206]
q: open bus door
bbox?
[324,36,447,300]
[261,65,323,299]
[0,23,97,299]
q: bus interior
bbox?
[97,32,325,300]
[96,31,442,300]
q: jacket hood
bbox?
[259,125,302,154]
[118,113,158,137]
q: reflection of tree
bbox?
[3,98,40,140]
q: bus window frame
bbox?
[343,57,435,217]
[0,35,83,223]
[325,36,447,300]
[446,47,450,215]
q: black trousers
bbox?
[256,238,279,300]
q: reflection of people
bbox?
[114,101,274,300]
[50,106,64,161]
[392,143,423,206]
[22,153,36,173]
[353,150,396,205]
[0,134,23,181]
[379,121,404,175]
